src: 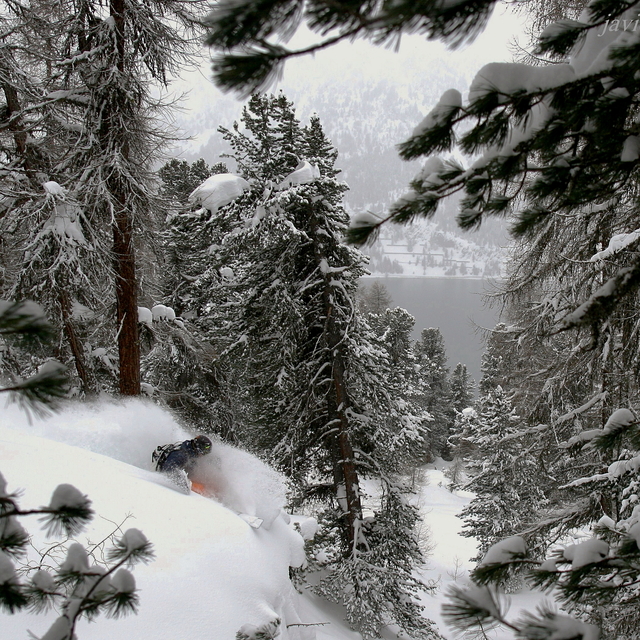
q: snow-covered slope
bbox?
[362,217,506,278]
[0,400,311,639]
[0,400,541,640]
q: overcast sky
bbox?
[169,3,530,132]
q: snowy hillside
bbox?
[0,399,541,639]
[362,217,506,278]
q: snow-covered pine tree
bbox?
[449,362,474,412]
[444,408,640,640]
[132,159,237,436]
[458,386,547,563]
[414,327,453,459]
[187,95,436,639]
[366,307,434,464]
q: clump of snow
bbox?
[468,63,575,104]
[416,156,446,188]
[151,304,176,322]
[604,408,636,431]
[220,266,235,280]
[32,570,56,592]
[591,232,640,261]
[59,543,90,574]
[0,550,16,583]
[597,515,616,529]
[0,470,8,498]
[620,136,640,162]
[71,301,94,321]
[452,585,501,619]
[480,535,527,565]
[188,173,250,212]
[562,428,605,448]
[120,528,149,553]
[349,211,382,229]
[298,517,318,541]
[48,483,88,510]
[539,558,559,572]
[111,568,136,594]
[608,455,640,477]
[42,181,66,197]
[40,616,73,640]
[138,307,153,325]
[562,538,608,568]
[140,382,156,396]
[278,161,320,189]
[42,180,67,197]
[42,202,87,246]
[628,522,640,548]
[411,89,461,137]
[521,612,600,640]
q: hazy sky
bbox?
[169,3,530,138]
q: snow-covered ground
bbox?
[0,399,539,640]
[361,219,505,279]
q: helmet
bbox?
[193,435,212,455]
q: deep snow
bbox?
[0,399,541,639]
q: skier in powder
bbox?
[154,435,213,493]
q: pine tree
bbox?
[450,363,474,412]
[187,95,436,639]
[367,307,434,463]
[444,408,640,640]
[458,386,547,562]
[415,327,453,458]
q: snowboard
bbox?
[163,470,263,528]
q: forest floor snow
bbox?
[0,399,543,640]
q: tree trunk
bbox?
[109,0,140,396]
[112,200,140,395]
[59,289,94,394]
[308,203,363,550]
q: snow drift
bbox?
[0,399,310,639]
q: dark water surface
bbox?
[364,277,502,384]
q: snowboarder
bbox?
[153,435,213,493]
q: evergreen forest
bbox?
[5,0,640,639]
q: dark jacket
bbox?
[159,440,202,475]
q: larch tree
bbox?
[1,0,209,396]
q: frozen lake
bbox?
[363,277,502,384]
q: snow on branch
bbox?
[555,262,640,333]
